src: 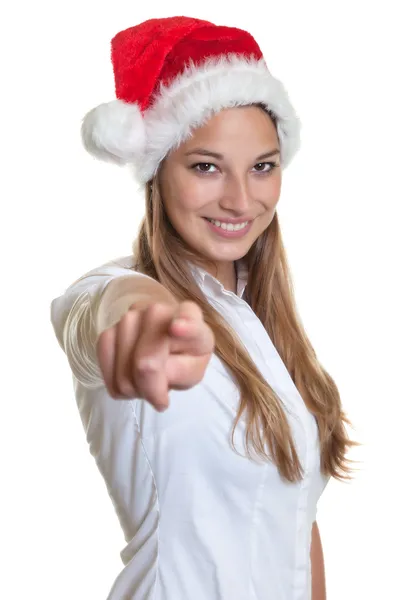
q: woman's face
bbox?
[158,105,282,268]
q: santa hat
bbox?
[81,16,301,184]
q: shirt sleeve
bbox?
[50,259,154,389]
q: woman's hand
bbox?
[96,300,215,411]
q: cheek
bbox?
[269,173,282,197]
[261,175,282,209]
[175,195,205,218]
[163,186,204,229]
[257,179,281,209]
[171,181,211,216]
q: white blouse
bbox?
[50,254,330,600]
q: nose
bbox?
[219,173,251,213]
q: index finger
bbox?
[132,303,174,410]
[169,317,214,356]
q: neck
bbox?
[207,261,237,294]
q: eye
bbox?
[191,162,218,173]
[190,161,279,174]
[252,161,278,173]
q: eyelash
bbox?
[190,161,279,175]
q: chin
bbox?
[202,245,250,261]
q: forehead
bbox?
[180,106,278,150]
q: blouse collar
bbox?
[189,258,248,299]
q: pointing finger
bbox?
[169,317,214,356]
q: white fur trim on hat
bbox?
[81,54,301,182]
[81,100,146,165]
[135,54,301,183]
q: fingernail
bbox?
[156,404,168,412]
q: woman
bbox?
[50,15,357,600]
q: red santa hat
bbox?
[81,16,301,184]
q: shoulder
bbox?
[70,254,138,285]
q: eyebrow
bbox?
[184,148,281,160]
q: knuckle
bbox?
[145,302,170,318]
[120,310,134,323]
[119,310,138,331]
[135,357,159,374]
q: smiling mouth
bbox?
[203,217,250,231]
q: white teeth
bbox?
[209,219,249,231]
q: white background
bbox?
[1,1,399,598]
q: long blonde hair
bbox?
[131,122,359,484]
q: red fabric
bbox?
[110,16,263,111]
[158,26,263,93]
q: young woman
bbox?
[51,15,357,600]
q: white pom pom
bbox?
[80,100,146,165]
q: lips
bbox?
[203,217,252,238]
